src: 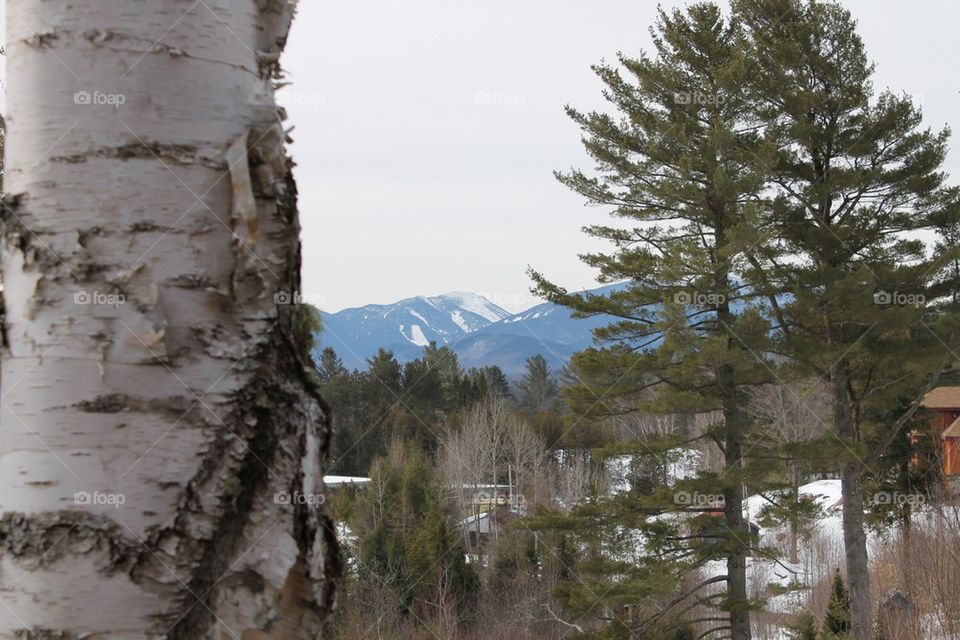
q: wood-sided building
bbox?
[915,387,960,489]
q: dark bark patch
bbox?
[166,274,219,290]
[74,394,131,413]
[50,143,223,169]
[0,203,65,272]
[226,568,267,594]
[0,512,139,570]
[15,628,80,640]
[71,393,195,416]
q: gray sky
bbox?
[283,0,960,312]
[3,2,958,313]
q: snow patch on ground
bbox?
[744,479,844,523]
[604,474,874,633]
[605,449,703,493]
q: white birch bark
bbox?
[0,1,337,637]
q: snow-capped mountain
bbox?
[317,292,512,370]
[314,284,630,375]
[450,283,625,375]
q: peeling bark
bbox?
[0,1,338,637]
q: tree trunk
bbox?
[717,342,751,640]
[831,367,871,640]
[716,225,751,640]
[0,1,338,637]
[722,404,752,640]
[789,469,799,565]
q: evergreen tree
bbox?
[366,348,403,393]
[315,346,346,384]
[354,349,405,469]
[515,354,561,417]
[864,403,941,533]
[323,367,366,474]
[321,347,517,476]
[423,341,463,382]
[822,570,851,639]
[397,356,446,453]
[457,365,511,405]
[530,4,780,637]
[734,1,960,636]
[354,440,479,626]
[314,346,375,475]
[785,612,818,640]
[478,365,511,399]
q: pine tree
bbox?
[786,612,819,640]
[479,365,511,398]
[823,570,852,639]
[323,345,518,476]
[353,440,478,628]
[864,402,941,533]
[530,4,780,638]
[456,365,511,406]
[320,347,369,474]
[423,341,465,408]
[734,2,960,637]
[515,354,561,417]
[316,346,347,384]
[354,349,404,468]
[397,356,447,453]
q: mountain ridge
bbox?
[313,285,624,376]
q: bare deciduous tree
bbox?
[440,397,545,548]
[750,382,830,563]
[691,411,726,475]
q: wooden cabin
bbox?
[915,386,960,490]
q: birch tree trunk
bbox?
[0,1,338,638]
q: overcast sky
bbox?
[282,0,959,312]
[3,2,959,313]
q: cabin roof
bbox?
[944,416,960,439]
[921,386,960,410]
